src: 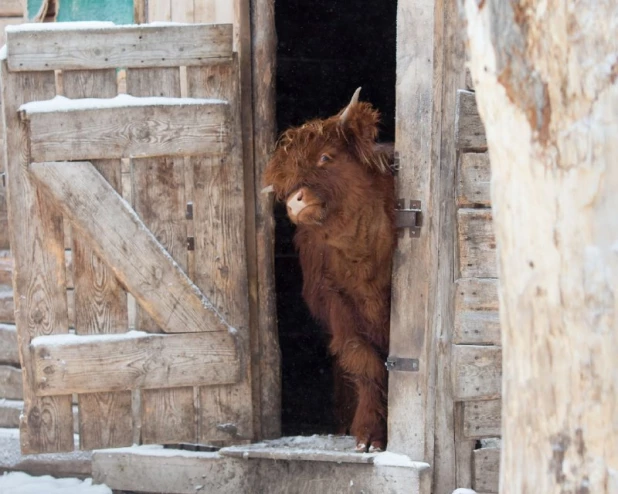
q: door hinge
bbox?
[186,202,193,220]
[385,357,419,372]
[395,199,422,238]
[187,236,195,251]
[391,151,401,175]
[0,173,5,188]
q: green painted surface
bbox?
[28,0,133,23]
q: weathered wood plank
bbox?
[457,152,491,207]
[0,323,19,364]
[455,89,487,150]
[0,184,8,249]
[93,446,430,494]
[473,446,500,493]
[6,23,233,71]
[1,60,74,454]
[389,0,445,462]
[187,60,254,443]
[63,68,133,452]
[454,278,500,345]
[431,0,467,490]
[251,0,280,440]
[22,97,230,162]
[0,287,14,323]
[0,251,11,285]
[29,160,234,335]
[458,209,497,279]
[0,364,22,399]
[127,66,196,445]
[463,399,501,439]
[31,331,239,396]
[452,345,502,401]
[0,399,21,428]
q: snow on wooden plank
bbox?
[93,445,429,494]
[0,323,18,364]
[31,331,239,396]
[6,23,233,71]
[0,17,21,43]
[29,161,235,335]
[452,345,502,401]
[21,98,230,162]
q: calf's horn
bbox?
[261,184,275,194]
[339,87,362,125]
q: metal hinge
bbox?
[0,173,5,188]
[186,202,193,220]
[385,357,419,372]
[395,199,422,238]
[187,236,195,251]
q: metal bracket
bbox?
[385,357,419,372]
[186,202,193,220]
[391,151,401,175]
[395,199,422,238]
[187,236,195,251]
[1,173,5,188]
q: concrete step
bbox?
[93,436,431,494]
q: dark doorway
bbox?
[274,0,397,435]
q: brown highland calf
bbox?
[264,89,396,452]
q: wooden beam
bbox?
[0,288,14,324]
[473,447,500,493]
[389,0,445,462]
[463,399,501,439]
[455,90,487,151]
[31,331,239,396]
[251,0,281,440]
[452,345,502,401]
[21,97,230,162]
[6,23,233,71]
[457,152,491,207]
[29,161,234,335]
[0,399,21,428]
[454,278,500,345]
[458,209,497,279]
[1,59,73,454]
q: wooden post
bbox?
[250,0,280,440]
[463,1,618,492]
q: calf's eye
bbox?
[318,153,331,165]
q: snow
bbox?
[32,330,150,347]
[0,44,6,61]
[96,444,220,459]
[6,22,115,33]
[19,94,226,114]
[452,489,477,494]
[372,451,428,469]
[0,472,111,494]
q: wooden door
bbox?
[2,22,253,454]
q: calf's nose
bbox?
[286,189,307,217]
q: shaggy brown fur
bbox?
[264,93,396,451]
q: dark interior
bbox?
[274,0,397,435]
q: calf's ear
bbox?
[338,87,383,172]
